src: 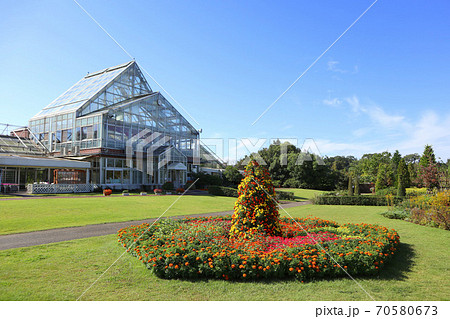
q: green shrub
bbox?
[208,185,294,202]
[348,174,353,196]
[189,172,223,188]
[324,190,347,196]
[162,182,174,191]
[312,195,403,206]
[354,175,360,196]
[277,190,295,201]
[381,210,410,220]
[208,185,295,200]
[375,186,397,197]
[283,178,301,188]
[208,185,238,197]
[272,180,282,188]
[405,190,450,230]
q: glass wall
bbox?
[27,61,202,188]
[158,147,187,186]
[104,93,198,152]
[29,113,102,152]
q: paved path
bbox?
[0,201,311,251]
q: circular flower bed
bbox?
[118,216,400,281]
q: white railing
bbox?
[27,184,94,194]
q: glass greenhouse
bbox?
[23,61,208,189]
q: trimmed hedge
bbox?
[208,185,294,201]
[208,185,238,197]
[277,190,295,201]
[312,195,404,206]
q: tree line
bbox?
[219,142,450,192]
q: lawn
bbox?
[0,204,448,300]
[276,188,326,201]
[0,195,236,235]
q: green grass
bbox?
[1,204,448,300]
[276,188,326,201]
[0,195,236,235]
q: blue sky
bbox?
[1,0,449,162]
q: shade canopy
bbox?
[0,154,91,169]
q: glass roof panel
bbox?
[77,63,152,117]
[30,62,134,119]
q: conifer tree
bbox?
[418,145,439,189]
[348,173,353,196]
[375,163,388,191]
[230,160,282,238]
[419,145,436,167]
[354,175,360,195]
[392,150,401,187]
[397,158,407,197]
[404,163,412,188]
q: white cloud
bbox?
[396,111,450,159]
[369,106,405,127]
[346,95,362,113]
[318,94,450,159]
[327,60,347,74]
[352,127,371,138]
[327,60,358,74]
[323,97,343,107]
[345,95,406,128]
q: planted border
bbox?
[312,195,404,206]
[119,216,399,281]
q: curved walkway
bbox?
[0,201,311,251]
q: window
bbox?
[62,129,72,142]
[93,124,98,139]
[76,127,81,141]
[55,131,62,143]
[81,126,93,140]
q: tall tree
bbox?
[348,173,353,196]
[392,150,401,171]
[354,175,360,196]
[375,163,390,191]
[404,163,412,188]
[223,165,243,187]
[404,153,420,165]
[419,145,436,167]
[356,152,392,183]
[397,158,408,197]
[418,145,439,189]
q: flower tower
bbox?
[230,160,282,238]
